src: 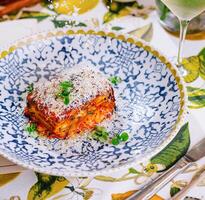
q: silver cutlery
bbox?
[127,138,205,200]
[0,155,25,174]
[170,165,205,200]
[0,164,25,174]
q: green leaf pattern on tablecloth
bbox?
[182,56,200,83]
[94,163,160,183]
[27,173,69,200]
[150,123,190,170]
[199,48,205,80]
[26,174,96,200]
[170,186,181,197]
[187,86,205,109]
[183,47,205,83]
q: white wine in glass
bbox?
[160,0,205,64]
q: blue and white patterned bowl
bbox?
[0,28,187,176]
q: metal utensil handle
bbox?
[170,166,205,200]
[127,158,191,200]
[0,165,25,174]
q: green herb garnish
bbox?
[64,96,70,105]
[60,81,73,90]
[90,126,129,145]
[25,123,37,133]
[111,132,129,145]
[108,76,122,85]
[91,126,109,142]
[57,81,73,105]
[120,132,129,142]
[95,126,106,132]
[111,137,120,145]
[27,83,34,93]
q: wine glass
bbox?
[160,0,205,66]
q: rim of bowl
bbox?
[0,27,188,177]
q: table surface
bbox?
[0,1,205,199]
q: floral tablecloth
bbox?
[0,0,205,199]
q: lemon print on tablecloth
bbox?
[182,47,205,83]
[182,56,200,83]
[53,0,99,15]
[27,173,69,200]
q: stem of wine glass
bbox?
[177,19,190,65]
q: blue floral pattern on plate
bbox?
[0,30,186,176]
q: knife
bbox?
[127,138,205,200]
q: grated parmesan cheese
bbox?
[31,65,112,119]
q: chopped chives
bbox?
[90,126,129,145]
[108,76,122,85]
[25,123,37,133]
[60,81,73,89]
[120,132,129,142]
[57,81,73,105]
[111,137,120,145]
[27,83,34,93]
[64,96,70,105]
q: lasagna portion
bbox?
[24,66,115,139]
